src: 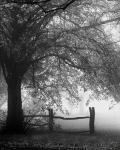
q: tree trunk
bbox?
[6,76,24,133]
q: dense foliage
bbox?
[0,0,120,133]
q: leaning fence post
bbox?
[89,107,95,134]
[48,109,53,131]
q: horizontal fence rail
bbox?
[24,107,95,134]
[54,116,90,120]
[24,115,49,118]
[28,123,48,127]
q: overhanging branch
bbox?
[2,0,78,8]
[0,60,8,83]
[30,53,104,71]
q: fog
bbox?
[95,111,120,132]
[1,90,120,133]
[54,100,120,132]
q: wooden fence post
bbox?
[89,107,95,134]
[48,109,53,131]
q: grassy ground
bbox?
[0,130,120,149]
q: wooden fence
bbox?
[25,107,95,134]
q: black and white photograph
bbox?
[1,0,120,149]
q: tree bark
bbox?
[6,75,24,133]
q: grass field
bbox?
[0,130,120,149]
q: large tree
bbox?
[1,0,97,133]
[0,0,82,133]
[0,0,120,133]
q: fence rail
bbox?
[25,107,95,134]
[54,116,90,120]
[25,115,49,118]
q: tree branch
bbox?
[0,60,8,83]
[3,0,77,7]
[29,53,104,71]
[72,16,120,30]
